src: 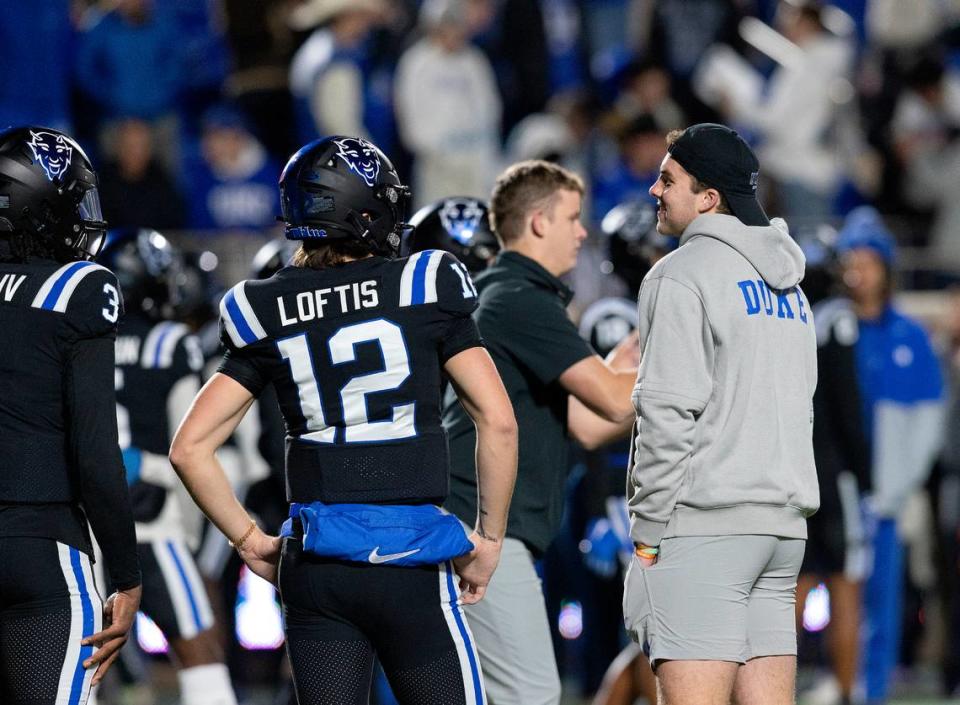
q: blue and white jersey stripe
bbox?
[55,542,103,705]
[399,250,445,307]
[31,261,108,314]
[220,281,267,349]
[438,560,486,705]
[140,322,190,369]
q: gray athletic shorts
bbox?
[622,535,805,665]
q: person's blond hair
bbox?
[489,160,585,245]
[292,239,371,269]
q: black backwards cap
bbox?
[667,123,769,227]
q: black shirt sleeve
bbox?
[66,335,141,590]
[217,345,271,396]
[439,315,483,363]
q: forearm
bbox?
[596,368,640,422]
[473,415,518,541]
[171,446,258,546]
[169,373,260,544]
[561,358,637,423]
[568,395,635,450]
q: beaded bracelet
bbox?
[229,520,257,551]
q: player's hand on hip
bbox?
[239,528,283,585]
[453,531,503,605]
[82,583,142,684]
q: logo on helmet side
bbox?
[27,130,73,182]
[333,137,381,188]
[439,198,484,245]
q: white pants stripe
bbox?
[437,560,486,705]
[152,538,214,639]
[55,543,103,705]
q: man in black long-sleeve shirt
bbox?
[0,126,141,703]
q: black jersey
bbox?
[115,315,204,455]
[0,258,139,589]
[218,250,482,505]
[115,314,203,523]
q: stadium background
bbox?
[4,1,960,703]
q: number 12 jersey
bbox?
[218,250,482,506]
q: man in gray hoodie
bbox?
[623,123,819,705]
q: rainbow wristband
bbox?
[635,544,659,558]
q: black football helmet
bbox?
[279,135,410,257]
[405,197,499,273]
[251,238,298,280]
[0,126,108,262]
[601,201,674,295]
[98,228,183,320]
[175,249,223,326]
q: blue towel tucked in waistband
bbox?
[280,501,474,566]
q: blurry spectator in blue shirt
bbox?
[75,0,183,122]
[288,0,386,144]
[838,206,944,704]
[0,0,74,131]
[184,106,281,234]
[591,115,664,224]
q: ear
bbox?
[698,188,722,214]
[530,210,547,238]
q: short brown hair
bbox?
[292,238,371,269]
[489,160,585,245]
[665,130,731,215]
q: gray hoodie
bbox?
[627,213,819,546]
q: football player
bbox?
[170,135,517,705]
[0,126,141,702]
[98,229,238,705]
[405,196,500,273]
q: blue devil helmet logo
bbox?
[333,137,381,188]
[439,198,484,245]
[27,130,73,182]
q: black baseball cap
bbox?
[667,123,769,227]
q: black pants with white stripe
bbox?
[0,537,103,705]
[278,538,486,705]
[137,539,214,641]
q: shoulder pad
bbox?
[140,321,191,369]
[31,261,113,314]
[398,250,478,315]
[33,263,123,337]
[220,280,269,349]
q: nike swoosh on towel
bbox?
[367,547,422,564]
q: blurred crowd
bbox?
[8,0,960,703]
[7,0,960,280]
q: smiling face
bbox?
[648,154,707,236]
[334,137,381,187]
[27,130,73,182]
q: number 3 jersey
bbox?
[0,258,140,589]
[218,250,482,505]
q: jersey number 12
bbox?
[278,318,415,444]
